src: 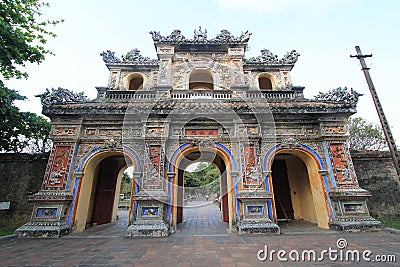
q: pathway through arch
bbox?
[176,199,229,236]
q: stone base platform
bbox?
[15,222,70,238]
[237,220,280,235]
[329,218,383,232]
[126,220,169,237]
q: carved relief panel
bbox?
[327,141,358,186]
[50,125,80,140]
[321,124,347,136]
[42,143,76,190]
[142,143,164,190]
[240,142,262,188]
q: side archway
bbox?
[68,145,141,233]
[263,144,333,229]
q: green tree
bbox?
[184,163,220,196]
[0,81,51,153]
[119,172,132,198]
[348,117,388,151]
[0,1,61,153]
[0,0,63,79]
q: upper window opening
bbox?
[259,76,273,90]
[129,75,143,90]
[189,71,214,90]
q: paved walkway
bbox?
[1,203,399,266]
[176,201,229,236]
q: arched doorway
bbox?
[169,144,236,232]
[189,70,214,89]
[73,150,137,233]
[176,152,229,225]
[268,148,331,229]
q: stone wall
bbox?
[352,151,400,217]
[0,153,48,227]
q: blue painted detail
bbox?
[66,143,79,190]
[215,142,237,171]
[247,205,263,215]
[322,141,337,188]
[166,176,172,223]
[76,146,102,172]
[267,200,273,220]
[36,208,58,218]
[263,144,280,197]
[166,143,191,222]
[234,175,240,220]
[122,145,141,172]
[67,177,81,225]
[263,144,281,170]
[76,145,141,173]
[264,175,270,193]
[168,143,191,172]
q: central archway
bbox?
[168,143,237,232]
[177,151,229,225]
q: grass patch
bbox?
[378,216,400,230]
[0,226,18,237]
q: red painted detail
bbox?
[42,143,75,190]
[185,129,219,136]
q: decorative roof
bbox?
[246,49,300,66]
[41,98,358,117]
[149,27,251,45]
[100,49,158,65]
[36,88,87,107]
[314,87,362,105]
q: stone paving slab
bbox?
[1,231,399,266]
[1,202,399,266]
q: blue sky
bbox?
[5,0,400,143]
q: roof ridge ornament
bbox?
[100,48,158,65]
[149,28,251,44]
[194,26,207,42]
[246,49,300,66]
[314,87,363,105]
[36,88,87,107]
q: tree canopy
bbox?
[184,163,221,196]
[0,0,62,79]
[0,81,51,153]
[0,1,61,153]
[348,117,388,151]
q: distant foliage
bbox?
[119,172,132,198]
[184,163,220,196]
[348,117,388,151]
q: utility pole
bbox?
[351,46,400,177]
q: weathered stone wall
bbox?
[352,151,400,217]
[0,153,48,227]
